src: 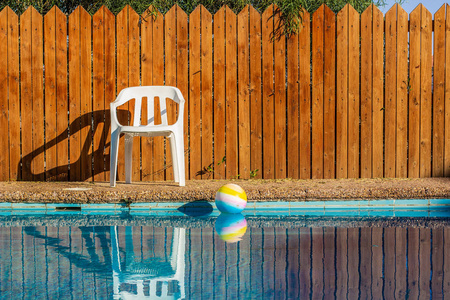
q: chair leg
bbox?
[176,133,185,186]
[169,134,179,183]
[110,130,120,187]
[125,134,133,184]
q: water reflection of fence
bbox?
[0,226,449,298]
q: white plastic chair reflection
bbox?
[111,227,186,299]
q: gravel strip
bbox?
[0,178,449,203]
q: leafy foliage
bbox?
[1,0,405,35]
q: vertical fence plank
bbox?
[361,6,373,178]
[419,229,431,298]
[226,242,240,299]
[214,7,226,179]
[299,9,311,179]
[274,227,287,298]
[7,8,20,180]
[299,228,311,298]
[0,228,10,294]
[141,6,154,181]
[395,228,407,298]
[287,18,299,179]
[68,7,81,181]
[359,227,372,299]
[431,228,444,298]
[80,8,92,181]
[104,8,115,182]
[262,5,274,179]
[213,228,226,297]
[384,227,396,298]
[165,6,177,181]
[372,6,384,178]
[238,6,250,179]
[249,228,263,296]
[32,8,44,180]
[153,9,165,181]
[226,6,238,179]
[446,5,450,177]
[347,228,359,298]
[55,8,68,181]
[116,6,131,182]
[287,228,300,299]
[408,228,420,299]
[262,228,275,297]
[371,227,383,298]
[312,5,324,179]
[323,227,335,298]
[202,229,215,297]
[129,8,140,182]
[336,6,348,179]
[0,9,8,180]
[420,5,432,178]
[348,6,359,178]
[335,228,347,298]
[201,6,213,178]
[249,6,262,179]
[444,228,450,296]
[396,6,408,178]
[434,6,446,177]
[11,228,23,296]
[176,6,189,179]
[385,5,397,178]
[93,7,105,182]
[409,6,421,178]
[44,8,57,180]
[311,228,324,299]
[323,6,335,179]
[274,5,286,179]
[189,7,201,179]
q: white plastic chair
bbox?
[110,86,185,187]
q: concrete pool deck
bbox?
[0,177,449,203]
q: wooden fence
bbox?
[0,3,449,182]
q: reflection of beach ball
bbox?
[215,183,247,214]
[215,213,247,243]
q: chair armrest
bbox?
[111,88,134,108]
[173,88,185,125]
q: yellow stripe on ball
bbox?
[218,184,247,201]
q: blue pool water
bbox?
[0,203,449,299]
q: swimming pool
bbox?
[0,202,449,299]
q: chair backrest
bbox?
[112,86,184,127]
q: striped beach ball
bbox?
[215,213,247,243]
[215,183,247,213]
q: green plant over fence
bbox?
[0,3,447,183]
[0,0,402,35]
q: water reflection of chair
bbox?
[111,227,186,299]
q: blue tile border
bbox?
[368,200,395,206]
[429,199,450,205]
[80,204,117,210]
[11,203,46,210]
[0,199,448,216]
[394,199,429,206]
[0,203,12,209]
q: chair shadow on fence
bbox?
[19,110,129,182]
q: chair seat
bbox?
[121,124,175,137]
